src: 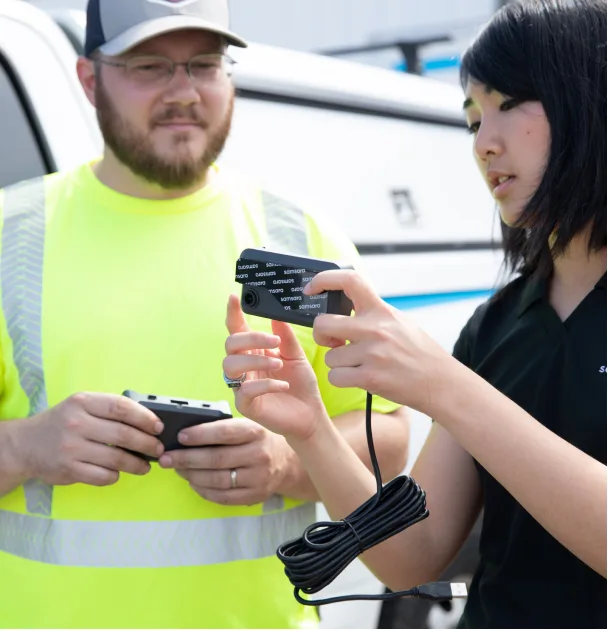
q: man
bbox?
[0,0,408,627]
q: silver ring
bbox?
[223,372,246,389]
[230,469,238,489]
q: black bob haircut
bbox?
[460,0,606,279]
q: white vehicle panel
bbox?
[0,1,100,171]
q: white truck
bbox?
[1,1,501,627]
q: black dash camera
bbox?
[235,248,354,327]
[122,390,232,461]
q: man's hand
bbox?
[11,393,164,487]
[158,418,297,506]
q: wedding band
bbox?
[230,469,238,489]
[223,372,246,389]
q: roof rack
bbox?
[318,35,451,76]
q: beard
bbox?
[95,78,233,190]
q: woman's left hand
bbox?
[223,294,331,445]
[305,270,456,415]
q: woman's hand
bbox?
[305,270,456,416]
[223,294,331,444]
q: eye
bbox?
[499,98,521,112]
[466,121,480,135]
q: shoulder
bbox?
[216,167,359,263]
[453,275,529,366]
[0,174,48,223]
[0,166,86,210]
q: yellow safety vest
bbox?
[0,165,397,628]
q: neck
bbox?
[93,149,210,200]
[551,229,606,295]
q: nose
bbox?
[473,120,503,162]
[162,64,200,106]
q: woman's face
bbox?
[464,80,551,226]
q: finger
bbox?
[84,415,164,460]
[312,313,359,348]
[176,467,255,490]
[326,366,367,390]
[177,418,265,448]
[225,331,281,356]
[236,378,290,404]
[76,393,163,435]
[304,270,381,314]
[71,461,120,486]
[80,442,152,476]
[222,353,282,379]
[226,293,250,335]
[324,342,365,369]
[160,444,248,470]
[271,320,307,361]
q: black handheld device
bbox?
[122,390,232,461]
[235,248,353,327]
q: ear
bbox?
[76,56,98,109]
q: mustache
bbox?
[152,107,207,127]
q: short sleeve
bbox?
[300,205,401,417]
[452,320,473,368]
[0,189,5,401]
[451,301,491,369]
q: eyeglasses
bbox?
[96,53,236,87]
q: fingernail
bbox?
[178,432,188,444]
[154,421,164,434]
[303,282,311,294]
[159,455,172,467]
[269,358,282,370]
[156,443,164,456]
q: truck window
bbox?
[0,57,47,189]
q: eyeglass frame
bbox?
[94,52,237,87]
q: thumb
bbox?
[271,320,306,361]
[226,293,251,335]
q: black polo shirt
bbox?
[453,271,607,629]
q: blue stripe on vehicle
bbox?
[383,289,493,311]
[424,56,461,71]
[395,56,461,74]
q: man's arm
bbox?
[276,407,409,502]
[0,420,29,497]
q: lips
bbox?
[487,172,514,188]
[157,121,201,127]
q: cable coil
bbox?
[275,393,440,606]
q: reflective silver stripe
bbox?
[261,191,309,256]
[1,178,52,516]
[0,502,315,568]
[262,494,284,513]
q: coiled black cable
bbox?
[276,392,437,606]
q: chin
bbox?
[498,203,524,228]
[156,144,205,162]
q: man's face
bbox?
[94,30,234,189]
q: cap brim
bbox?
[99,15,248,56]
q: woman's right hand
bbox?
[223,294,331,444]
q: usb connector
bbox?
[414,582,469,601]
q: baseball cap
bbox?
[84,0,248,58]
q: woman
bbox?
[222,0,607,627]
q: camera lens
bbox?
[243,289,259,308]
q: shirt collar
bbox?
[517,271,606,317]
[517,274,547,318]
